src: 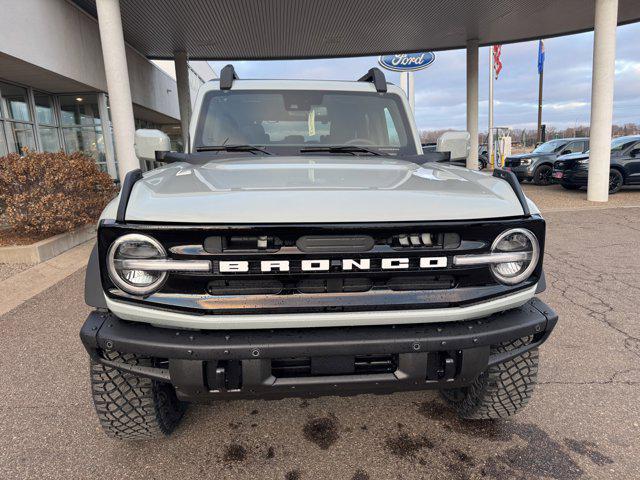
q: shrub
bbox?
[0,150,118,237]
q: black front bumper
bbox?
[552,168,589,186]
[505,165,533,181]
[80,298,557,401]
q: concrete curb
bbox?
[0,240,94,317]
[0,225,95,265]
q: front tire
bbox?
[532,164,553,185]
[90,351,185,440]
[440,337,538,419]
[609,169,623,194]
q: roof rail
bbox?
[358,67,387,93]
[220,64,239,90]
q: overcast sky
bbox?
[209,22,640,133]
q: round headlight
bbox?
[490,228,539,285]
[107,233,167,295]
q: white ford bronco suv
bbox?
[81,66,557,439]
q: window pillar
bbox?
[98,93,118,179]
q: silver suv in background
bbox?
[504,138,589,185]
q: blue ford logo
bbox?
[378,52,436,72]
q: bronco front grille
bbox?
[98,218,545,314]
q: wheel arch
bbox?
[610,165,627,182]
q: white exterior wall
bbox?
[0,0,179,120]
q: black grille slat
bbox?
[271,358,311,378]
[271,355,397,378]
[354,354,398,374]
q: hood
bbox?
[555,151,588,162]
[507,152,554,160]
[123,156,527,223]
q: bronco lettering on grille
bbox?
[218,257,448,273]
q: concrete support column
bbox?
[95,0,139,181]
[174,51,192,152]
[466,39,479,170]
[587,0,618,202]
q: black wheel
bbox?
[90,351,186,440]
[440,337,538,419]
[532,164,553,186]
[561,183,581,190]
[609,169,623,194]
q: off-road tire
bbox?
[561,183,581,190]
[90,351,185,440]
[533,164,553,185]
[440,336,539,419]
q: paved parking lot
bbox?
[1,187,639,480]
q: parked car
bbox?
[504,138,589,185]
[478,144,489,170]
[81,66,556,439]
[552,135,640,194]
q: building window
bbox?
[34,92,61,152]
[0,81,36,153]
[59,94,107,171]
[0,123,8,156]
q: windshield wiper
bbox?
[299,145,384,156]
[196,145,271,155]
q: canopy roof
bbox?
[73,0,640,60]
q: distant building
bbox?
[0,0,216,178]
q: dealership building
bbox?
[0,0,215,178]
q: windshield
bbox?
[532,139,567,154]
[611,136,638,152]
[194,90,417,155]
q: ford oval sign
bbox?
[378,52,436,72]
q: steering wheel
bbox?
[344,138,376,146]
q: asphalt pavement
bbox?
[1,196,639,479]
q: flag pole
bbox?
[536,40,544,144]
[537,65,543,143]
[488,46,494,168]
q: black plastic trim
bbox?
[115,169,142,223]
[220,64,239,90]
[358,67,387,93]
[493,168,531,217]
[84,243,107,308]
[81,298,555,362]
[535,270,546,294]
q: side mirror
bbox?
[561,149,571,155]
[436,131,471,161]
[630,148,640,158]
[135,129,171,162]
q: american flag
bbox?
[493,45,502,79]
